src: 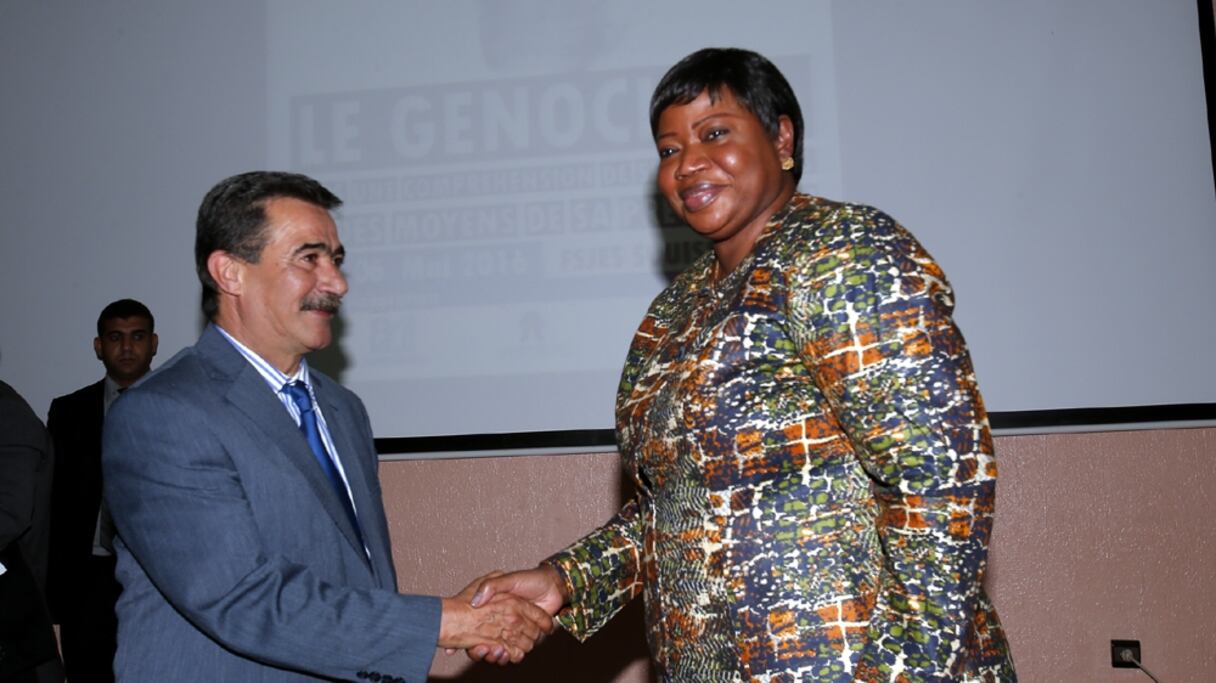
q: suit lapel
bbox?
[87,380,106,482]
[86,380,107,524]
[311,377,391,580]
[87,380,106,446]
[197,327,369,563]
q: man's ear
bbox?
[93,337,103,361]
[150,333,159,358]
[207,251,245,298]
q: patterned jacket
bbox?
[547,194,1016,682]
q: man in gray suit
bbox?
[102,171,550,682]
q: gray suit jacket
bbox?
[102,326,439,682]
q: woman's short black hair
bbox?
[650,47,804,182]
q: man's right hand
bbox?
[438,573,555,665]
[463,564,569,663]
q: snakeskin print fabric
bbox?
[547,194,1016,682]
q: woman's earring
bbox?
[781,157,794,171]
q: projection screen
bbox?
[1,0,1213,455]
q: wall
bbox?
[381,426,1216,682]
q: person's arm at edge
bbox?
[0,385,41,552]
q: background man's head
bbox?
[94,298,157,387]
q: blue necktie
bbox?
[282,381,364,549]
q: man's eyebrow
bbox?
[293,242,343,257]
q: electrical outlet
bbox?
[1111,639,1141,669]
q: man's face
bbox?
[94,316,157,387]
[227,197,348,372]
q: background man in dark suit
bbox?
[101,171,550,682]
[0,378,63,683]
[46,299,156,683]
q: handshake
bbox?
[437,564,570,665]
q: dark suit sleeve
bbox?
[43,397,65,620]
[44,398,72,521]
[103,386,440,682]
[45,391,100,622]
[0,386,45,551]
[0,382,61,677]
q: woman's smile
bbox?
[678,182,723,212]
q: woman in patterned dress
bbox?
[471,48,1017,682]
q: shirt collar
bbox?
[213,324,312,392]
[102,375,123,413]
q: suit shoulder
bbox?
[48,381,103,429]
[103,348,218,443]
[134,345,208,394]
[50,380,104,409]
[0,380,46,448]
[0,380,40,424]
[109,347,226,420]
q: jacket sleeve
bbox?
[543,498,645,641]
[0,386,44,552]
[787,206,998,681]
[44,395,77,622]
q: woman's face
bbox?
[654,87,794,267]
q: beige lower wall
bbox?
[382,426,1216,682]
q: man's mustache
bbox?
[301,294,342,314]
